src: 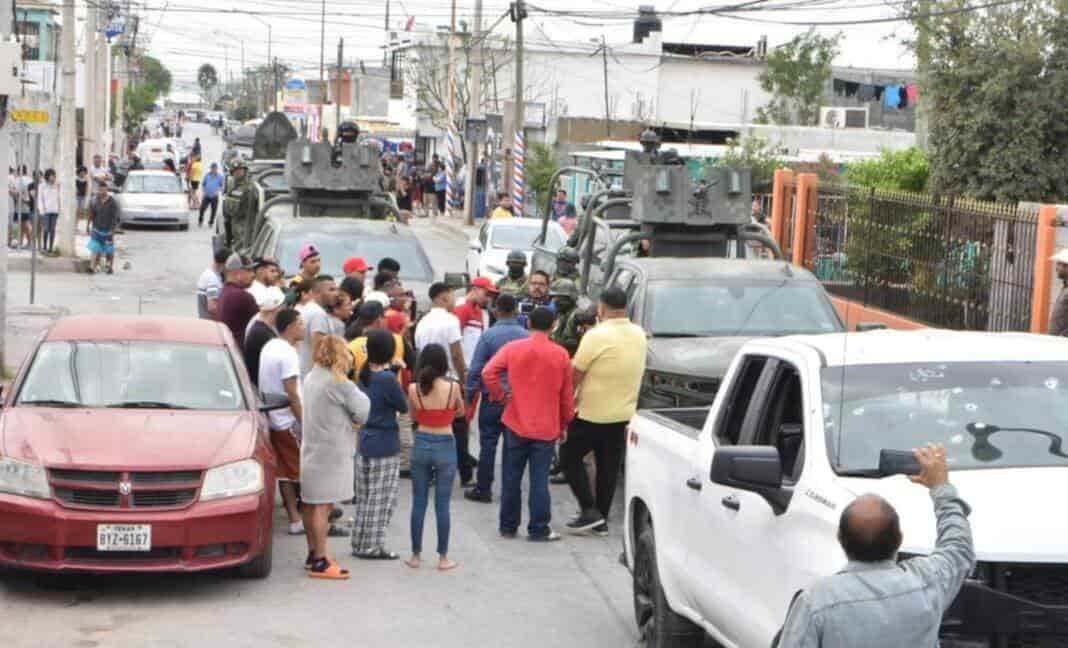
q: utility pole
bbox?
[0,0,13,372]
[383,0,391,66]
[335,38,343,132]
[592,34,611,138]
[57,0,77,257]
[84,4,97,160]
[273,57,279,112]
[510,0,526,215]
[319,0,326,140]
[463,0,484,226]
[444,0,458,217]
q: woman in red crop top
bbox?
[405,343,465,570]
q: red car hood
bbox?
[0,408,256,470]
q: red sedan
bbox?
[0,315,282,577]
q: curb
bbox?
[7,255,89,274]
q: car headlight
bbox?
[200,459,263,501]
[0,457,50,499]
[485,264,506,276]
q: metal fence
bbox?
[810,186,1036,331]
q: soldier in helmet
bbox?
[495,249,529,297]
[333,121,360,167]
[223,157,256,250]
[549,278,581,356]
[552,246,581,291]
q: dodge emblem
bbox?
[119,481,132,496]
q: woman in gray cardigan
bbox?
[301,334,371,579]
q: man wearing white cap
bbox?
[243,286,286,387]
[1050,250,1068,336]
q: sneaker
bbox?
[565,510,604,534]
[499,530,517,539]
[464,488,492,503]
[549,473,569,485]
[528,530,562,542]
[288,521,305,535]
[591,523,608,537]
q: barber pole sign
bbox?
[512,130,525,216]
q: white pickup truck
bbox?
[623,330,1068,648]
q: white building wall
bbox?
[656,58,771,125]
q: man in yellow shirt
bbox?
[347,301,405,371]
[188,154,204,209]
[490,192,515,219]
[561,285,647,536]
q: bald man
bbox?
[776,444,974,647]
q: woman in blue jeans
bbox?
[405,343,464,571]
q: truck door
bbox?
[687,357,817,648]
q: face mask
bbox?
[508,265,524,279]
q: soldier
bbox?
[551,246,581,291]
[495,249,529,297]
[223,157,256,251]
[549,278,580,356]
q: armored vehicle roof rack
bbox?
[253,112,298,161]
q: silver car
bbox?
[117,170,190,229]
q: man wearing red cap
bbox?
[343,256,370,285]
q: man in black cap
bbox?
[217,253,259,348]
[249,256,282,303]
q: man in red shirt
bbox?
[482,306,574,541]
[453,276,496,366]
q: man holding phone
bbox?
[775,444,975,647]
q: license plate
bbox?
[96,524,151,552]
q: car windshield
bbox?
[646,280,842,337]
[491,224,564,251]
[823,361,1068,472]
[16,341,246,410]
[124,174,183,194]
[277,229,433,281]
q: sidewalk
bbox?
[423,212,480,242]
[5,232,91,273]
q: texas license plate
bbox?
[96,524,151,552]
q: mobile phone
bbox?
[878,449,922,476]
[519,301,535,314]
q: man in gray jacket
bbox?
[777,443,974,647]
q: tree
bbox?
[917,0,1068,202]
[198,63,219,103]
[123,54,171,132]
[844,147,929,192]
[755,30,840,126]
[709,136,785,190]
[526,142,558,217]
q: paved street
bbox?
[0,124,637,648]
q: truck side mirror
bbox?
[710,446,791,515]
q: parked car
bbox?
[624,329,1068,647]
[466,217,567,284]
[0,315,285,577]
[117,170,190,230]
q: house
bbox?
[822,66,919,132]
[16,0,60,94]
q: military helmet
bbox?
[506,249,527,266]
[550,278,579,299]
[337,121,359,143]
[229,156,248,172]
[573,296,598,326]
[558,246,580,265]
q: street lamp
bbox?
[247,13,273,114]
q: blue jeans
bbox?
[475,400,507,495]
[40,212,57,251]
[410,432,457,556]
[499,429,555,537]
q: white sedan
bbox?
[466,217,568,284]
[117,170,190,230]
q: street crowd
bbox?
[198,241,647,578]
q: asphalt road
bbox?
[0,123,639,648]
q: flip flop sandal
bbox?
[309,558,350,580]
[304,552,315,570]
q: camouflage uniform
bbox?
[549,278,580,355]
[223,160,256,251]
[496,274,529,297]
[551,270,581,293]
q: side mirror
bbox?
[468,239,481,252]
[259,392,290,413]
[444,272,470,290]
[856,322,888,332]
[710,446,791,515]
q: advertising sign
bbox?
[283,78,308,113]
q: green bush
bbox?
[709,136,785,190]
[844,147,929,192]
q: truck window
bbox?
[753,363,805,483]
[716,355,769,446]
[611,268,636,294]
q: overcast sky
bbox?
[137,0,916,90]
